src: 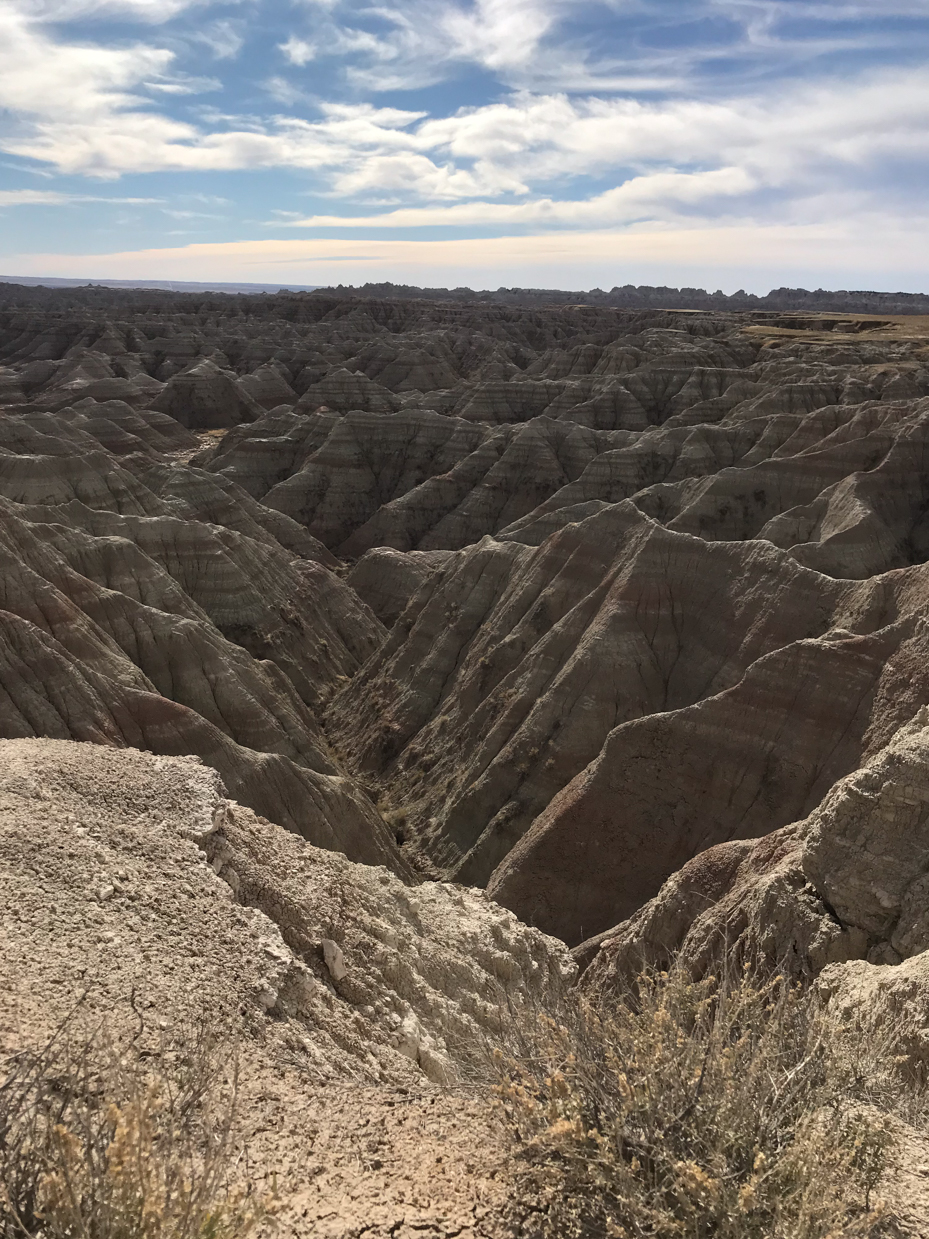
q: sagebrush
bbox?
[0,1016,268,1239]
[494,965,902,1239]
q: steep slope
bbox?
[327,500,929,940]
[0,401,399,868]
[6,284,929,958]
[580,708,929,986]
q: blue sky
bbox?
[2,0,929,290]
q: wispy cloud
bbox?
[270,0,644,94]
[709,1,929,23]
[14,0,206,22]
[0,188,162,203]
[145,74,221,94]
[9,216,929,291]
[4,20,929,227]
[192,19,245,59]
[279,169,758,228]
[262,76,311,106]
[0,159,54,177]
[273,0,929,94]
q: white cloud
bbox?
[413,74,929,191]
[282,168,757,227]
[0,160,54,177]
[162,207,226,218]
[0,189,161,203]
[1,0,928,250]
[277,0,927,95]
[15,0,204,21]
[710,1,929,23]
[262,76,310,106]
[0,189,75,204]
[0,1,174,125]
[193,20,245,59]
[4,51,929,218]
[276,0,582,93]
[145,74,221,95]
[279,36,316,66]
[439,0,558,72]
[331,151,529,198]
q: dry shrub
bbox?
[494,966,901,1239]
[0,1016,268,1239]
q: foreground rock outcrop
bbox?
[0,738,574,1237]
[0,739,571,1081]
[4,734,929,1236]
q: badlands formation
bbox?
[6,281,929,1230]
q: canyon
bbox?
[5,280,929,1232]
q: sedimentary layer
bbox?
[5,283,929,950]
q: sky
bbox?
[1,0,929,291]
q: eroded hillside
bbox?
[4,285,929,939]
[7,284,929,1232]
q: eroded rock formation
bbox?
[7,282,929,1234]
[0,738,574,1236]
[5,281,929,968]
[580,708,929,988]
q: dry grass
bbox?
[0,1015,269,1239]
[493,965,905,1239]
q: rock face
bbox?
[346,547,453,628]
[325,496,929,942]
[151,358,263,429]
[296,367,401,415]
[7,281,929,969]
[0,739,571,1084]
[580,709,929,989]
[0,487,400,866]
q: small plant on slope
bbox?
[0,1017,269,1239]
[494,965,899,1238]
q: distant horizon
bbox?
[3,275,929,307]
[0,275,322,294]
